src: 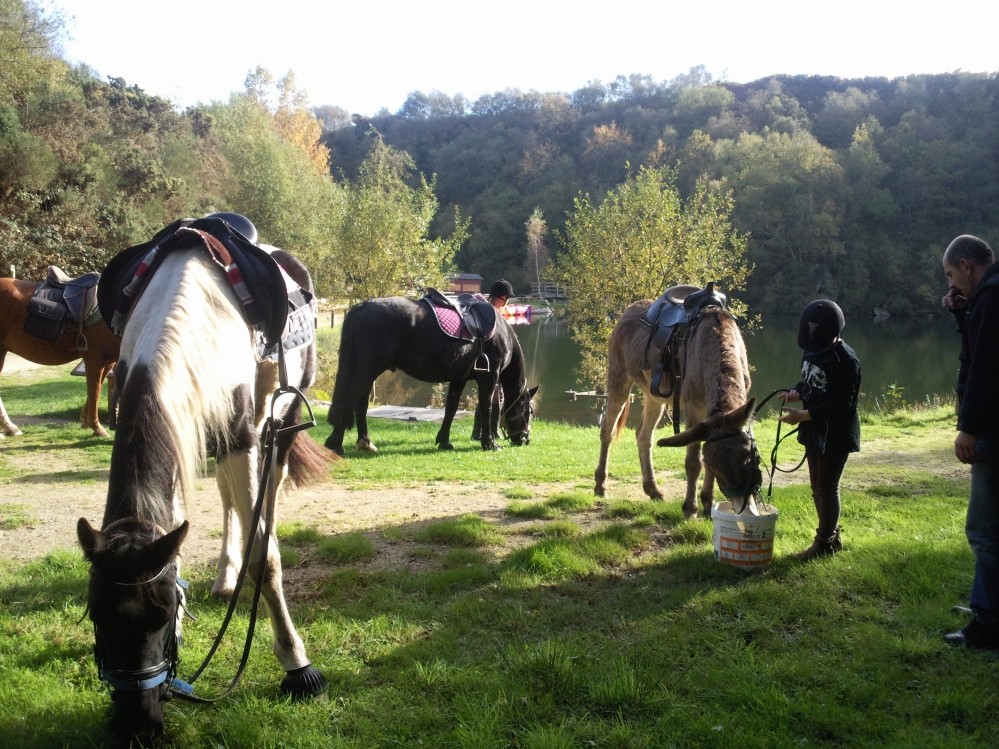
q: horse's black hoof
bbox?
[324,438,345,456]
[438,442,454,451]
[281,664,329,699]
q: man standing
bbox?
[942,234,999,650]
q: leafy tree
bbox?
[209,95,332,262]
[320,131,468,301]
[710,128,846,311]
[0,0,64,105]
[554,164,751,386]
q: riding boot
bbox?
[793,526,841,561]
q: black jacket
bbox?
[955,261,999,438]
[794,339,862,455]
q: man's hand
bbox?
[955,431,978,464]
[942,289,967,311]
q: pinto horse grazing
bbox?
[594,296,761,518]
[0,276,119,437]
[324,295,537,454]
[76,219,334,744]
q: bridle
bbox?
[500,387,533,444]
[91,563,186,695]
[87,347,318,704]
[702,429,764,503]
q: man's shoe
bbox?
[943,617,999,650]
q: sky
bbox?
[52,0,998,116]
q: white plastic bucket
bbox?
[711,500,778,569]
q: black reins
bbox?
[169,364,317,703]
[753,388,807,500]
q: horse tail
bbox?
[328,303,360,430]
[613,399,630,440]
[285,432,339,487]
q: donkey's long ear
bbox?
[658,420,710,447]
[726,398,757,429]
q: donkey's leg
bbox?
[217,446,326,695]
[435,379,466,450]
[682,442,704,518]
[636,397,667,500]
[699,467,717,519]
[594,387,631,497]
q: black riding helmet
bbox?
[489,279,513,299]
[206,212,258,245]
[797,299,845,351]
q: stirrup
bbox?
[473,353,489,372]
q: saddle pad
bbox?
[421,289,498,342]
[433,305,467,339]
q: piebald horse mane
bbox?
[79,241,334,744]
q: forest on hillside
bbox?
[324,69,999,315]
[3,0,997,317]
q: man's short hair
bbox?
[945,234,995,267]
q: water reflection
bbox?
[371,313,961,427]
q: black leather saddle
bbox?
[643,282,728,398]
[422,288,497,343]
[98,217,312,354]
[23,267,102,343]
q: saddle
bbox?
[421,288,497,372]
[97,217,314,356]
[23,267,102,344]
[643,282,728,400]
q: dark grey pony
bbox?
[324,296,537,455]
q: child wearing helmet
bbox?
[779,300,862,560]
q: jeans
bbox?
[806,448,850,539]
[966,438,999,625]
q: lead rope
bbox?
[753,388,807,501]
[170,344,317,703]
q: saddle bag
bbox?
[23,294,68,342]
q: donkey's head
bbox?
[657,399,762,508]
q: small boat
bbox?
[500,303,533,320]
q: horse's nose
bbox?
[110,689,166,746]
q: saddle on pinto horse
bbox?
[643,282,728,400]
[421,288,498,372]
[97,216,315,358]
[23,267,102,344]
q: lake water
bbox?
[374,312,962,427]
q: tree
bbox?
[0,0,64,105]
[554,164,751,386]
[320,131,469,301]
[525,208,548,292]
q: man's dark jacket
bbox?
[956,261,999,438]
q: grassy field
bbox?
[1,365,997,748]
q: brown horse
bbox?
[0,277,119,438]
[594,299,760,518]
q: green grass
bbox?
[2,368,996,747]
